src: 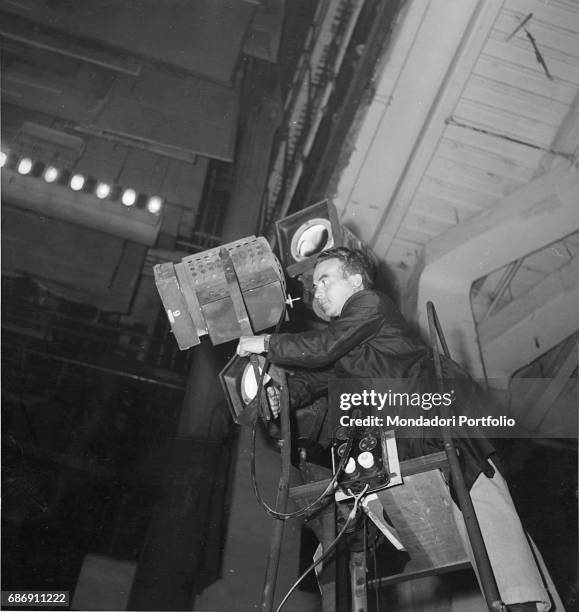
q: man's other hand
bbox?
[237,335,267,357]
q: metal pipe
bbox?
[260,372,292,611]
[1,342,187,390]
[426,301,505,612]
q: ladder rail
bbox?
[426,301,505,612]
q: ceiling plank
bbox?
[362,0,505,259]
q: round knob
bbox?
[358,451,375,469]
[344,457,357,474]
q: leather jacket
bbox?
[268,289,496,490]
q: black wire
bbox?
[249,299,356,521]
[251,417,354,520]
[274,484,369,612]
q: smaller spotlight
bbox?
[0,152,7,168]
[147,195,163,215]
[96,182,111,199]
[17,157,33,175]
[121,188,137,207]
[70,173,85,191]
[43,166,59,183]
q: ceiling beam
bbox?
[521,338,578,433]
[332,0,504,256]
[2,168,160,246]
[480,256,579,381]
[478,256,579,346]
[0,13,142,76]
[403,166,579,381]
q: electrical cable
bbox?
[251,415,354,520]
[248,300,356,521]
[274,484,369,612]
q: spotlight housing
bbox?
[276,199,367,278]
[219,354,274,424]
[154,236,286,349]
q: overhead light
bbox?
[121,188,137,207]
[146,195,163,215]
[43,166,59,183]
[95,182,111,199]
[17,157,33,175]
[0,151,7,168]
[70,173,85,191]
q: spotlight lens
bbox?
[0,152,7,168]
[96,182,111,199]
[241,357,271,405]
[43,166,59,183]
[147,195,163,215]
[121,188,137,206]
[290,218,334,262]
[17,158,33,175]
[297,225,330,258]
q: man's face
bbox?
[313,258,362,318]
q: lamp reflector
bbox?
[241,357,271,404]
[292,221,333,260]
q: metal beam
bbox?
[480,257,579,380]
[404,167,579,382]
[2,169,160,246]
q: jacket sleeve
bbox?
[268,293,384,368]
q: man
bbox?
[237,247,551,611]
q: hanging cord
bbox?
[274,483,370,612]
[249,300,356,521]
[251,417,354,520]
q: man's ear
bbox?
[348,273,363,291]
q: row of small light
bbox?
[1,150,163,215]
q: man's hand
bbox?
[237,335,267,357]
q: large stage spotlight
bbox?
[275,199,364,278]
[154,236,287,350]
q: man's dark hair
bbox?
[316,247,374,289]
